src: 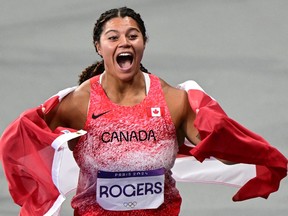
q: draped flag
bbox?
[0,87,85,216]
[0,81,287,215]
[177,80,287,201]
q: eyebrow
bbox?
[104,27,141,35]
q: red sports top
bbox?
[71,73,182,215]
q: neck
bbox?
[101,71,147,106]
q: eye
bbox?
[108,35,118,41]
[128,34,138,40]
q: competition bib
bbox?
[96,168,165,211]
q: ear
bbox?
[143,39,147,51]
[95,42,102,56]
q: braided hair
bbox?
[78,7,149,85]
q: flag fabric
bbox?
[177,80,287,201]
[0,81,287,215]
[172,156,256,187]
[0,87,85,216]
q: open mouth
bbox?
[116,52,133,70]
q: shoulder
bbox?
[158,77,190,128]
[68,79,91,104]
[47,80,91,130]
[64,80,91,128]
[159,77,188,104]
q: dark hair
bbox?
[78,7,149,85]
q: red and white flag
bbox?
[0,81,287,215]
[146,107,165,117]
[177,80,287,201]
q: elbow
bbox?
[219,158,237,165]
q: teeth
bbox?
[118,53,131,57]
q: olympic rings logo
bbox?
[123,201,137,208]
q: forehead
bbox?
[102,16,140,33]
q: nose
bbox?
[118,36,131,48]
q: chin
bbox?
[118,69,140,81]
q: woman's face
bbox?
[96,16,146,81]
